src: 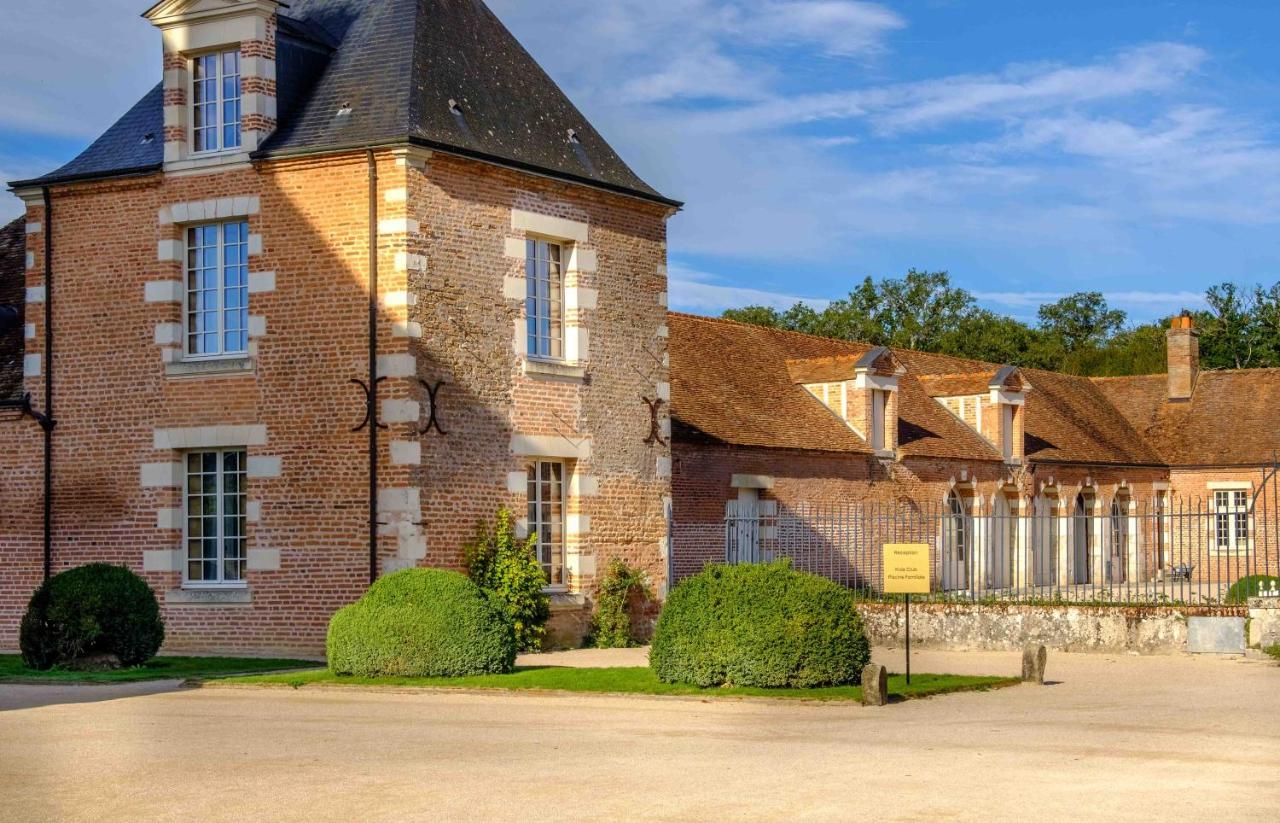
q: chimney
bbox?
[1166,312,1199,401]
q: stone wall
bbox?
[856,601,1246,655]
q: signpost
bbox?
[883,543,931,684]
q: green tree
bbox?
[937,309,1046,367]
[721,305,785,328]
[1062,322,1167,376]
[1253,283,1280,366]
[1199,282,1261,370]
[465,509,551,652]
[1036,292,1126,355]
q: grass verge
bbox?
[218,665,1018,702]
[0,655,318,684]
[1266,646,1280,663]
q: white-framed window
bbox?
[1213,489,1250,554]
[527,460,566,587]
[186,221,249,358]
[525,239,565,360]
[185,449,247,586]
[940,395,985,435]
[192,49,241,153]
[804,382,847,419]
[870,389,887,451]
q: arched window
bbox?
[990,495,1015,589]
[948,491,969,561]
[1032,496,1058,587]
[1072,493,1092,585]
[942,490,971,591]
[1108,497,1129,585]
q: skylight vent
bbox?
[567,129,581,145]
[140,133,155,145]
[448,99,463,116]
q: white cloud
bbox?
[685,42,1207,135]
[488,0,903,105]
[745,2,906,56]
[669,264,829,312]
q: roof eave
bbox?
[252,135,684,210]
[8,163,164,192]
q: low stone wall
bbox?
[1249,598,1280,648]
[856,602,1247,655]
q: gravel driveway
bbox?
[1,648,1276,821]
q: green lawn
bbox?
[220,665,1018,702]
[0,655,319,684]
[1266,646,1280,663]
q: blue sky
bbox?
[5,1,1280,324]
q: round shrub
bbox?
[20,563,165,670]
[650,561,870,688]
[327,568,517,678]
[1225,575,1279,604]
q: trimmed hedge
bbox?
[1225,575,1279,604]
[327,568,517,678]
[20,563,165,670]
[650,561,870,688]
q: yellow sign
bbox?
[883,543,931,594]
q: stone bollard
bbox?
[1021,644,1048,684]
[861,663,889,706]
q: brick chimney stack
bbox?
[1167,312,1199,401]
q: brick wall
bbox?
[671,441,1171,583]
[0,147,671,656]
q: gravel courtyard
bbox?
[1,648,1276,822]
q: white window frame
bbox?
[1211,487,1251,555]
[190,48,242,155]
[183,449,248,588]
[525,238,566,362]
[185,220,250,360]
[870,389,887,451]
[528,459,567,589]
[940,395,984,436]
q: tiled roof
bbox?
[1094,371,1280,466]
[916,372,993,397]
[668,313,1001,461]
[12,0,677,207]
[669,313,1170,466]
[0,217,25,402]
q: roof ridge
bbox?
[668,311,870,350]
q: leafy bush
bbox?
[590,559,649,649]
[327,568,516,678]
[650,561,870,688]
[1225,575,1279,604]
[465,508,550,652]
[20,563,165,670]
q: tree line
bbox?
[721,271,1280,376]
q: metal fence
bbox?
[724,477,1279,607]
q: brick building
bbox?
[0,0,678,655]
[668,313,1280,596]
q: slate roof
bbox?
[1094,372,1280,466]
[12,0,677,207]
[0,217,25,402]
[669,313,1172,467]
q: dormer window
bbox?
[789,347,904,458]
[870,389,888,452]
[192,50,242,154]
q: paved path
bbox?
[1,649,1276,821]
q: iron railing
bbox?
[721,483,1279,607]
